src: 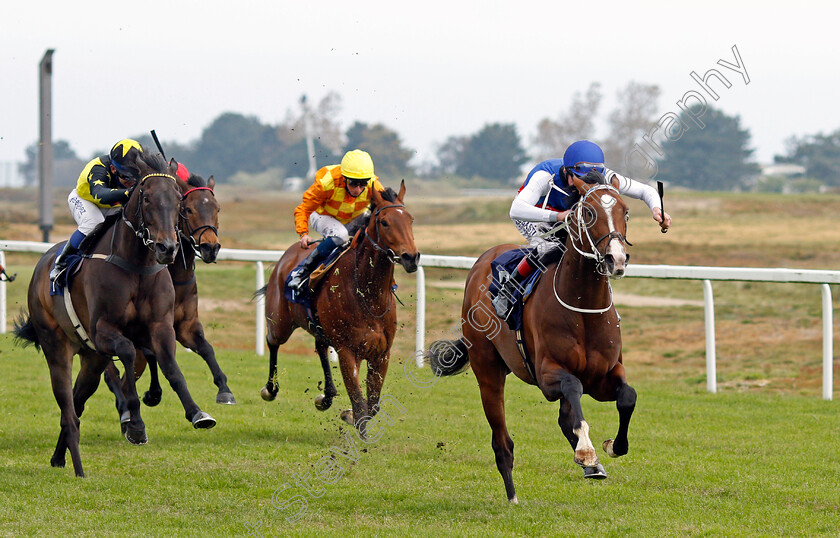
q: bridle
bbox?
[551,184,630,314]
[362,202,406,264]
[353,201,407,318]
[121,173,181,251]
[179,186,218,256]
[567,184,631,277]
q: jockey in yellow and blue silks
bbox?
[287,149,385,290]
[492,140,673,321]
[50,139,145,282]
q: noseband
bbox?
[179,186,218,255]
[121,173,181,251]
[363,202,406,264]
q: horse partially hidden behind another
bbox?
[427,176,636,503]
[103,169,234,433]
[13,153,215,477]
[257,182,419,435]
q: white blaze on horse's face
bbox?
[598,192,627,278]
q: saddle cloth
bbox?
[489,248,543,331]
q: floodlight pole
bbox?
[38,49,55,243]
[301,95,317,179]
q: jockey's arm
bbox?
[294,180,329,238]
[88,164,130,207]
[509,170,569,223]
[608,169,672,230]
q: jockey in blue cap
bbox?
[492,140,672,321]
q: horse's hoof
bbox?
[509,495,519,505]
[125,427,148,446]
[314,394,332,411]
[192,411,217,429]
[143,391,162,407]
[603,438,627,458]
[260,386,277,402]
[583,463,607,479]
[50,457,65,468]
[340,409,354,425]
[216,392,237,405]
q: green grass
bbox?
[1,334,839,536]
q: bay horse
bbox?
[427,176,636,503]
[257,182,419,435]
[13,153,216,477]
[103,170,233,432]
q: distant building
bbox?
[760,163,806,178]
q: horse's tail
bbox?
[252,285,267,302]
[426,338,470,376]
[13,312,41,352]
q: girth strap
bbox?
[515,327,538,384]
[63,286,96,350]
[87,253,168,275]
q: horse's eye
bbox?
[185,207,194,215]
[381,220,390,228]
[143,194,151,204]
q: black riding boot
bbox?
[492,271,528,323]
[49,241,79,283]
[287,249,326,291]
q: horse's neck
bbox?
[111,206,156,266]
[557,241,611,301]
[352,236,395,294]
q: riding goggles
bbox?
[346,178,370,188]
[569,162,606,177]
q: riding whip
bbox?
[150,130,166,161]
[657,181,667,234]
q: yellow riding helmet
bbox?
[109,139,144,176]
[340,149,375,180]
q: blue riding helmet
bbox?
[563,140,606,177]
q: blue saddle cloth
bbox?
[489,248,542,331]
[283,246,348,307]
[49,254,85,297]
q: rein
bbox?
[362,203,405,263]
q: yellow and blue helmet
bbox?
[109,139,144,178]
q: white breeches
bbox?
[309,212,350,243]
[68,189,121,235]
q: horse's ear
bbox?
[573,177,591,195]
[397,179,406,202]
[207,175,215,190]
[168,158,179,177]
[371,185,384,204]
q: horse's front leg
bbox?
[542,366,605,479]
[177,317,235,405]
[336,348,368,436]
[93,320,146,445]
[596,361,636,458]
[148,321,216,429]
[314,339,338,411]
[103,361,131,428]
[364,351,390,418]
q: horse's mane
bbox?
[346,187,399,236]
[581,170,609,186]
[187,173,207,188]
[137,151,170,173]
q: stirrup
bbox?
[287,269,306,291]
[49,265,66,283]
[492,293,512,320]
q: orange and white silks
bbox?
[293,164,384,235]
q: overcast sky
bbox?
[2,0,838,172]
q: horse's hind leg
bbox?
[314,339,338,411]
[552,371,605,479]
[132,348,162,407]
[261,313,294,402]
[45,351,82,475]
[476,361,518,503]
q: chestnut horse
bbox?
[427,177,636,502]
[13,154,215,477]
[258,182,419,434]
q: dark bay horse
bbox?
[258,182,419,434]
[427,177,636,503]
[13,154,215,477]
[103,170,233,431]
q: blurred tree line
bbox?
[17,86,840,191]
